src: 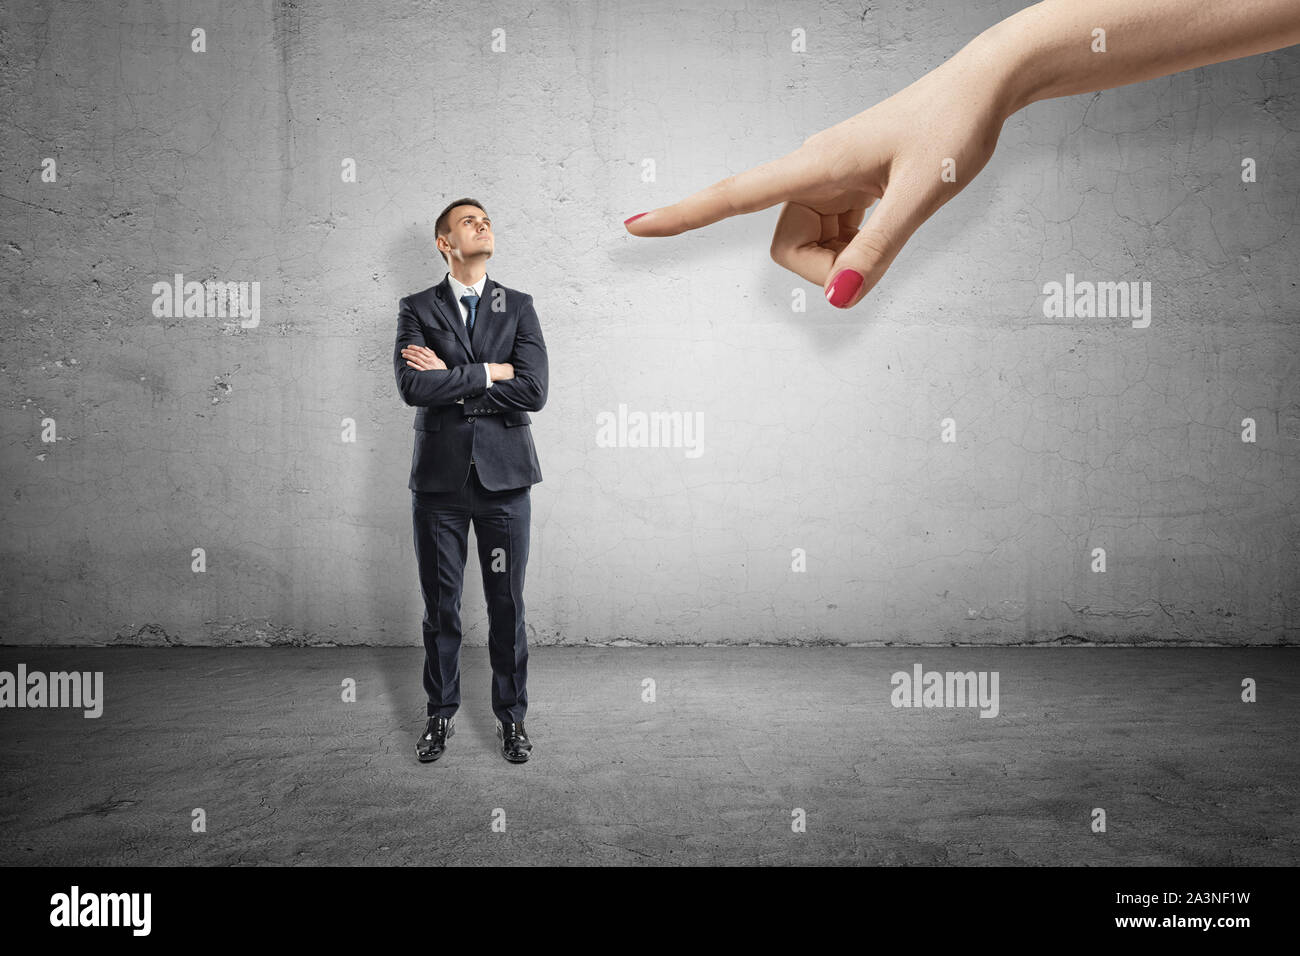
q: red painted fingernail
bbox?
[623,212,648,225]
[826,269,864,307]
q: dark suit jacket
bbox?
[394,274,546,492]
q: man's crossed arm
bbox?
[393,294,548,414]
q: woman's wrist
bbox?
[958,0,1300,125]
[959,6,1046,124]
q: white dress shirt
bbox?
[446,271,493,400]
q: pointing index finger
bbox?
[624,145,821,237]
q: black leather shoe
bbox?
[416,716,454,762]
[496,721,532,763]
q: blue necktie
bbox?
[460,293,479,335]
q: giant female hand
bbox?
[623,0,1300,310]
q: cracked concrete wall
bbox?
[1,1,1296,647]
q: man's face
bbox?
[441,205,493,263]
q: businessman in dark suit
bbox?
[393,198,547,765]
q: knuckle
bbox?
[720,175,744,217]
[704,177,736,221]
[852,230,894,267]
[801,126,842,153]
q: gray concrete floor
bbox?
[0,647,1294,865]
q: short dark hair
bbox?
[435,197,488,265]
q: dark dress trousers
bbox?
[393,274,547,723]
